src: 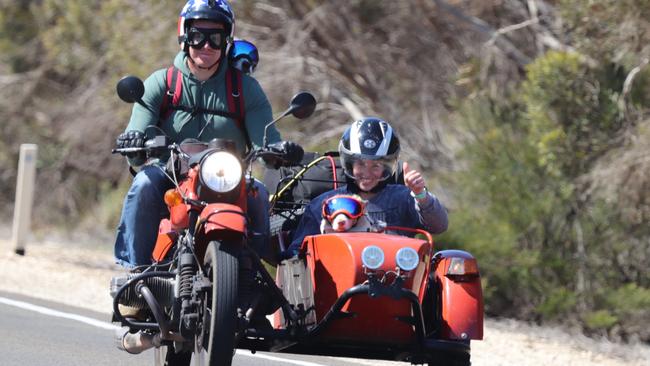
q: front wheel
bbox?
[195,241,239,366]
[154,346,191,366]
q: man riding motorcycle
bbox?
[113,0,302,268]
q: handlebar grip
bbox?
[111,147,147,154]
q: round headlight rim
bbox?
[361,245,385,270]
[395,247,419,271]
[199,150,243,194]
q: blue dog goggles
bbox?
[322,195,365,221]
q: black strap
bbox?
[169,67,179,100]
[159,65,250,150]
[227,67,251,151]
[168,104,239,119]
[230,68,242,120]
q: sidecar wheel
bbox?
[197,240,239,366]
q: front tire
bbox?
[197,241,239,366]
[154,346,191,366]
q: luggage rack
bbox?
[269,206,305,235]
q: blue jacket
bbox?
[286,184,448,257]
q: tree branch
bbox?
[432,0,532,68]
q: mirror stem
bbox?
[262,107,293,147]
[137,99,157,116]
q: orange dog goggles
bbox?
[322,195,366,221]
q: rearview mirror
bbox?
[262,91,317,147]
[116,76,145,104]
[288,92,316,119]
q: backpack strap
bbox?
[160,66,182,121]
[226,67,251,151]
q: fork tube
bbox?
[187,209,199,238]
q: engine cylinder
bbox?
[110,275,176,309]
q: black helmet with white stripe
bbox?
[338,117,400,181]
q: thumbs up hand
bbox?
[403,161,426,195]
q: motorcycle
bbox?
[111,75,483,366]
[110,75,316,366]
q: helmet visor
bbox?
[231,40,258,61]
[341,153,397,182]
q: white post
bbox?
[11,144,38,256]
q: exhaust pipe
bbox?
[115,327,161,354]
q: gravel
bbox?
[0,236,648,366]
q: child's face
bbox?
[352,159,384,191]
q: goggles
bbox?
[186,27,226,50]
[322,195,366,221]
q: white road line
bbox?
[0,296,387,366]
[327,357,408,365]
[0,296,119,331]
[236,350,329,366]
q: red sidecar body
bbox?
[267,228,483,365]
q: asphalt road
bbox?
[0,292,148,366]
[0,291,406,366]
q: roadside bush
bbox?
[445,51,650,340]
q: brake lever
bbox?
[244,148,271,164]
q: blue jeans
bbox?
[114,164,271,268]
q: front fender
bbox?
[199,203,246,235]
[433,250,484,340]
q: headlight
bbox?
[200,151,242,193]
[395,247,419,271]
[361,246,384,270]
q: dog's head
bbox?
[329,213,357,232]
[321,194,367,233]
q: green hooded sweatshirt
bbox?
[124,51,280,166]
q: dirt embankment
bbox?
[0,237,648,366]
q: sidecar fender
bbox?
[433,250,484,340]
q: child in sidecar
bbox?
[284,117,448,258]
[261,118,481,366]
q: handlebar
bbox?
[111,147,148,154]
[112,137,301,169]
[245,146,303,168]
[383,226,433,245]
[111,135,175,155]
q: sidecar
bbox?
[261,228,483,365]
[237,228,483,365]
[237,152,483,365]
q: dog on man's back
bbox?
[319,194,384,234]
